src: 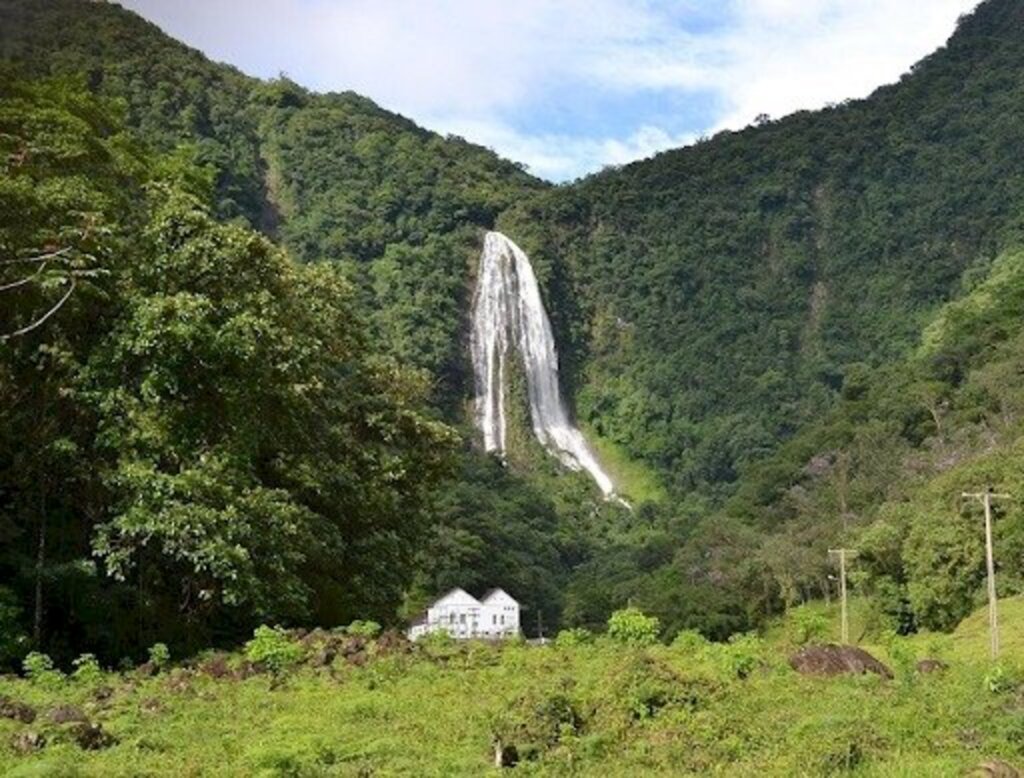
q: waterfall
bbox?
[471,231,615,496]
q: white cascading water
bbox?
[471,231,615,496]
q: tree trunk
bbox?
[33,495,46,646]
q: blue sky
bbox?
[120,0,980,182]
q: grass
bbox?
[2,602,1024,776]
[580,422,668,504]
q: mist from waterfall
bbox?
[471,231,615,496]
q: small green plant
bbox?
[671,629,709,652]
[72,653,104,684]
[884,633,917,684]
[345,620,382,639]
[984,664,1019,694]
[245,625,304,673]
[719,633,766,679]
[555,627,593,648]
[148,642,171,669]
[418,629,455,653]
[607,607,660,646]
[23,651,64,688]
[790,609,829,645]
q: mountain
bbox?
[2,0,1024,657]
[0,0,544,406]
[499,0,1024,498]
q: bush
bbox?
[984,664,1021,695]
[671,629,709,652]
[148,642,171,669]
[607,607,660,646]
[245,625,305,673]
[790,609,828,646]
[555,628,593,648]
[345,620,382,639]
[71,653,104,684]
[719,633,766,679]
[23,651,64,688]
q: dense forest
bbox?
[3,0,1024,666]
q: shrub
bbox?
[23,651,64,688]
[490,684,581,762]
[671,629,709,652]
[607,607,660,646]
[245,625,305,673]
[984,664,1021,695]
[719,633,766,679]
[72,653,104,684]
[345,620,382,639]
[419,629,455,652]
[603,654,713,725]
[555,628,593,648]
[790,609,828,645]
[148,642,171,669]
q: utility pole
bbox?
[962,489,1011,660]
[828,548,858,644]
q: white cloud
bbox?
[434,118,697,182]
[121,0,981,181]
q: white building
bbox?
[408,587,520,640]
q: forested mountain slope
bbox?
[4,0,1024,659]
[0,0,544,404]
[500,0,1024,496]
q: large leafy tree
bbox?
[0,73,455,662]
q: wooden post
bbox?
[962,490,1011,660]
[828,549,858,644]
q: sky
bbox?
[119,0,981,182]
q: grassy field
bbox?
[2,602,1024,776]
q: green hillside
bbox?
[3,602,1024,776]
[500,0,1024,496]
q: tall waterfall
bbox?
[471,231,615,496]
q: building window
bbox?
[500,615,505,625]
[449,613,455,624]
[492,614,497,625]
[460,613,466,624]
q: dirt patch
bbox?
[0,695,36,723]
[788,644,893,679]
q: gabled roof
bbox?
[480,588,516,604]
[432,587,481,607]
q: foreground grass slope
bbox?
[3,602,1024,776]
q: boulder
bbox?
[916,658,948,674]
[72,722,117,751]
[49,704,88,724]
[199,653,231,679]
[11,730,45,754]
[0,695,36,724]
[969,759,1021,777]
[788,644,893,679]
